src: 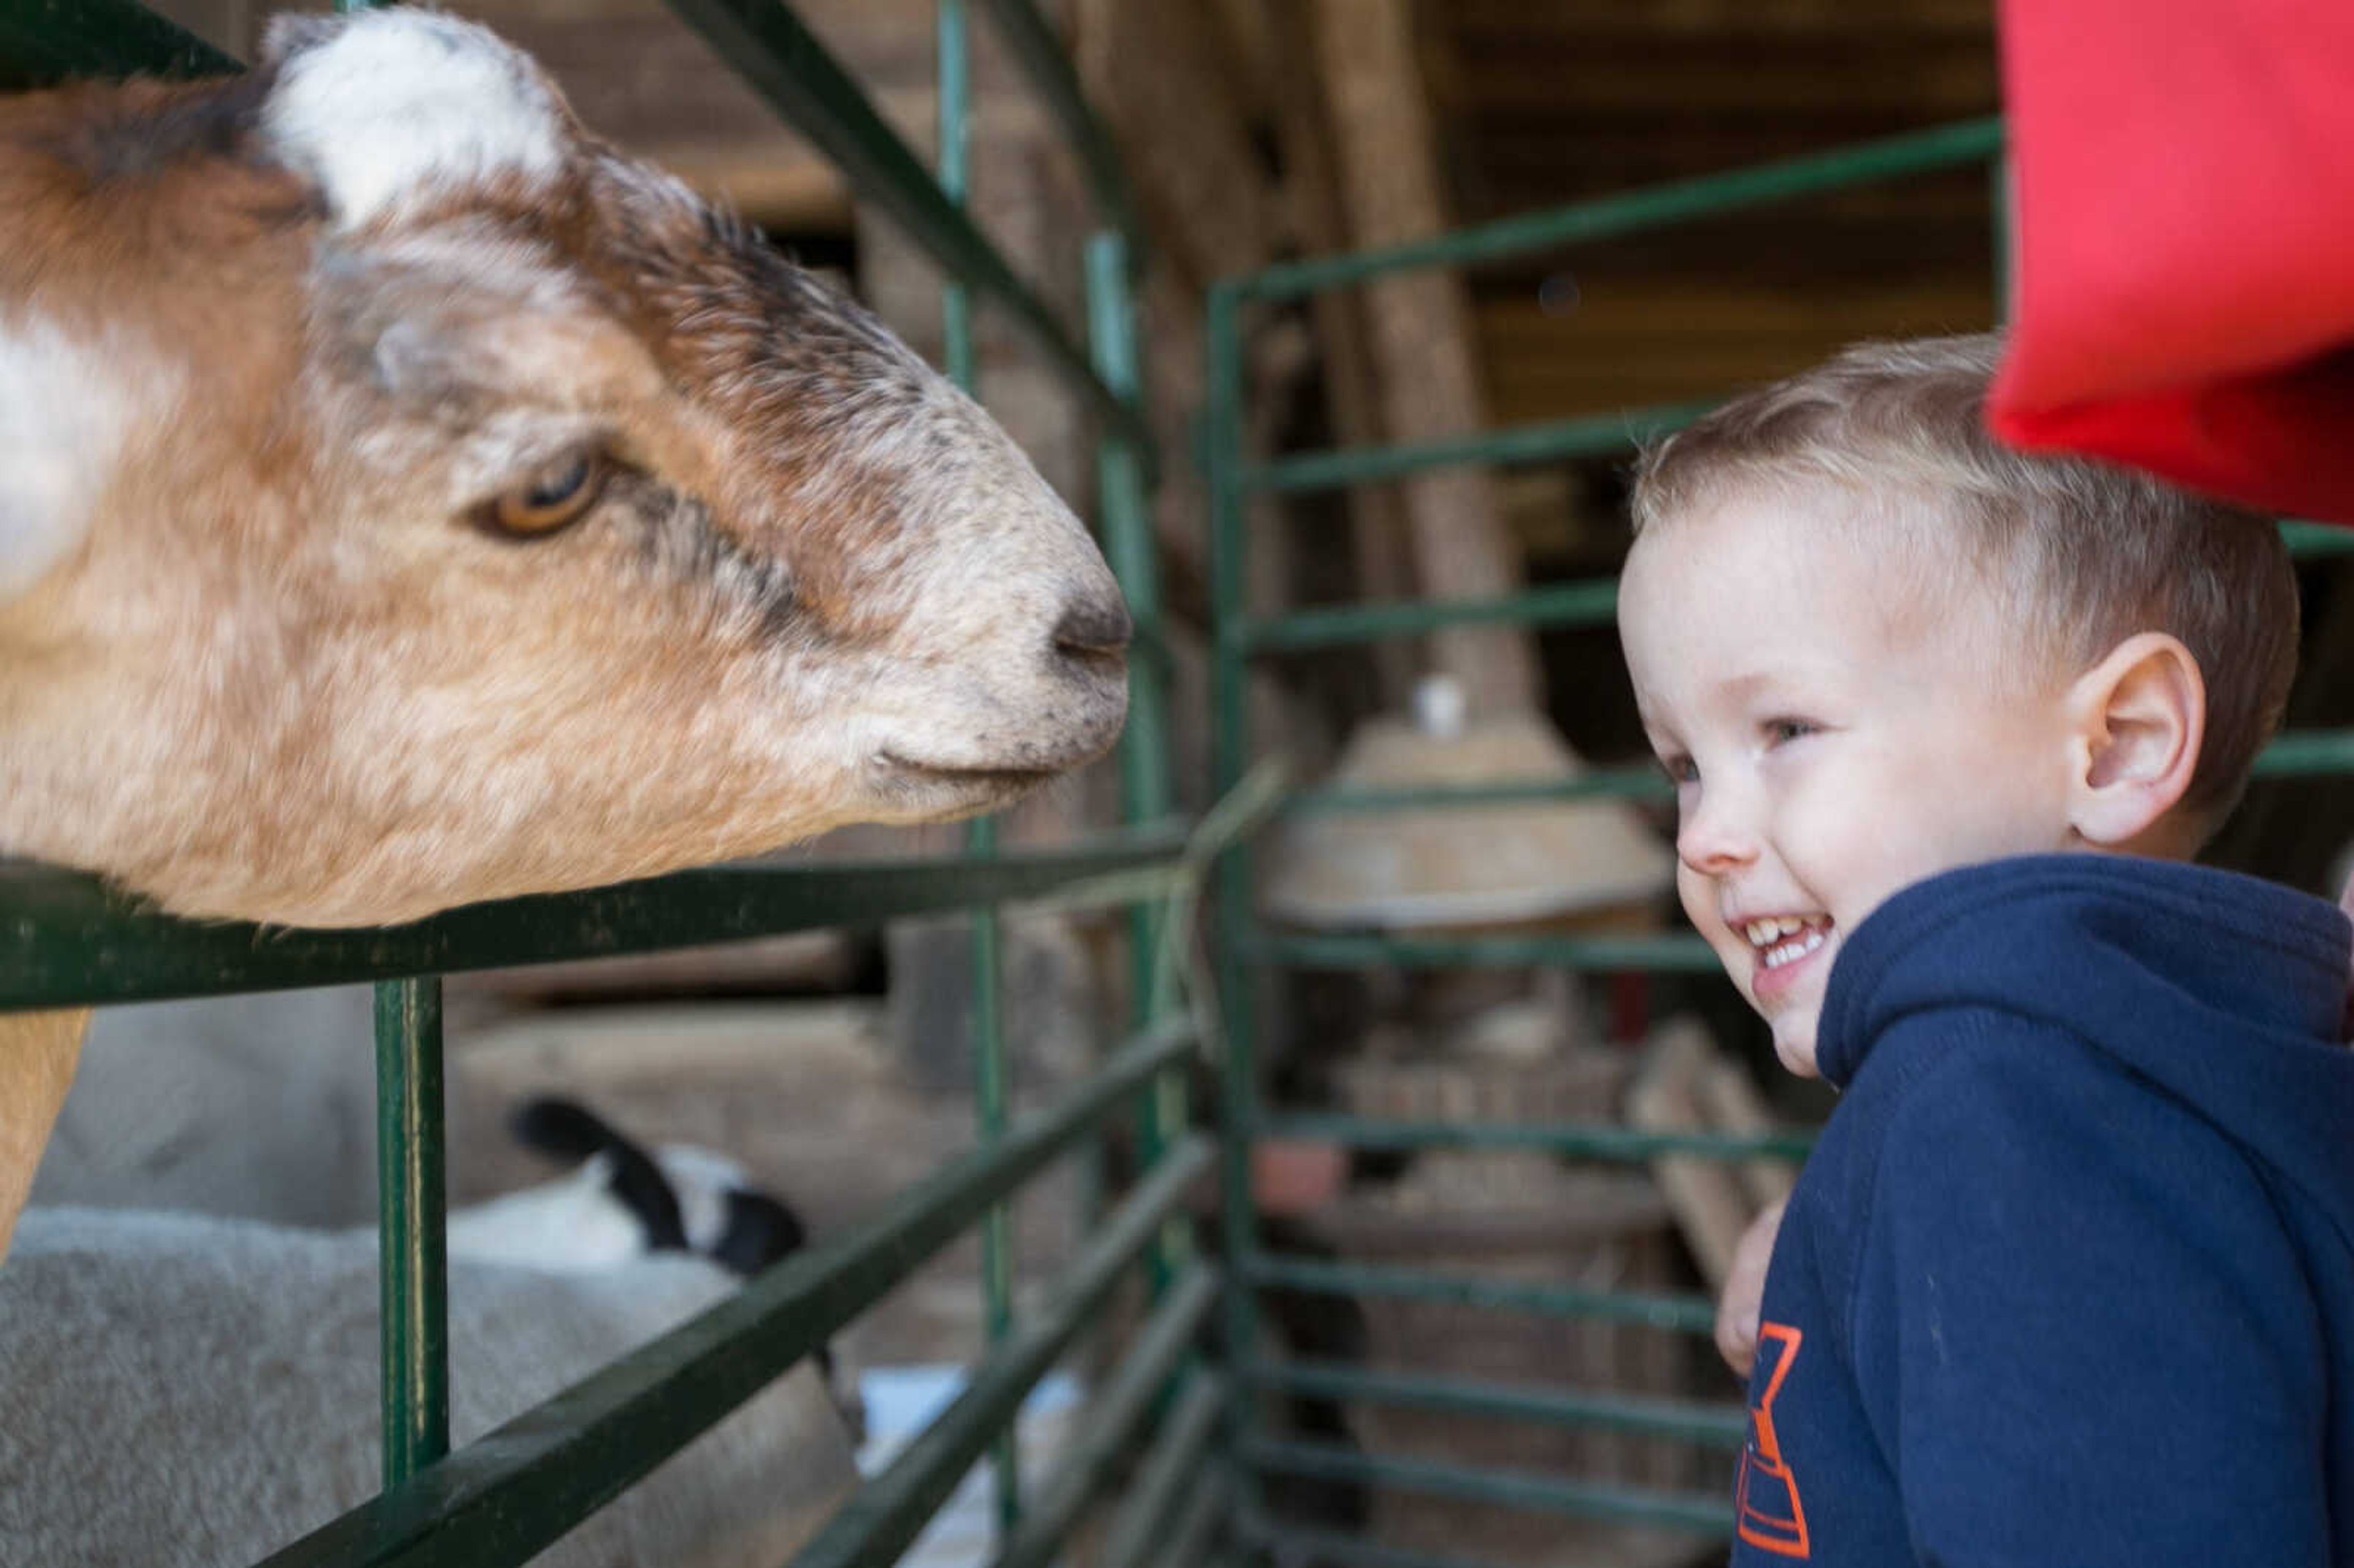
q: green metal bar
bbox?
[969,848,1019,1531]
[657,0,1149,457]
[1204,278,1265,1521]
[1097,1372,1229,1568]
[1992,151,2013,324]
[1244,400,1715,497]
[2281,522,2354,559]
[972,0,1145,253]
[2251,728,2354,777]
[1245,1438,1732,1539]
[1245,1253,1718,1336]
[1247,932,1721,974]
[0,0,236,84]
[988,1266,1223,1568]
[1091,234,1176,956]
[1145,1463,1236,1568]
[783,1136,1213,1568]
[1245,1359,1747,1450]
[261,1020,1195,1568]
[1238,116,2002,302]
[1277,725,2354,815]
[0,825,1186,1011]
[1236,1519,1521,1568]
[935,0,1021,1531]
[1262,1112,1810,1164]
[939,0,978,395]
[1089,229,1185,1289]
[374,977,449,1486]
[1286,769,1672,815]
[1247,579,1618,655]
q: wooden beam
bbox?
[1626,1020,1753,1291]
[1263,0,1415,706]
[1310,0,1538,716]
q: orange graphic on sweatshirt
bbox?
[1735,1322,1811,1558]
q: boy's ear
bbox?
[2063,631,2206,848]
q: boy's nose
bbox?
[1676,796,1759,877]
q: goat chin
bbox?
[0,1207,858,1568]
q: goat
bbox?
[0,9,1132,1258]
[0,1100,861,1567]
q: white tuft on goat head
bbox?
[0,9,1130,928]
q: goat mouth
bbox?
[875,754,1070,810]
[880,754,1063,788]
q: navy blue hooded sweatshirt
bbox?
[1731,854,2354,1566]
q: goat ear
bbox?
[258,9,569,231]
[0,322,137,603]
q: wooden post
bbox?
[1265,0,1418,708]
[1309,0,1539,716]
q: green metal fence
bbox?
[0,2,1222,1566]
[1203,115,2354,1568]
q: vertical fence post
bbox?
[1087,229,1187,1292]
[1205,279,1261,1532]
[337,0,450,1499]
[937,0,1021,1536]
[374,976,449,1488]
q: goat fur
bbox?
[0,1206,856,1568]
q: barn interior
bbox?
[21,4,2354,1567]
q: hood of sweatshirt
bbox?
[1818,852,2354,1233]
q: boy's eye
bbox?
[1657,754,1698,786]
[1763,718,1818,747]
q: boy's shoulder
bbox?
[1818,853,2347,1091]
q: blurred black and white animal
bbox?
[0,1098,858,1566]
[0,7,1130,1258]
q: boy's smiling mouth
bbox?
[1745,915,1831,968]
[1734,914,1834,997]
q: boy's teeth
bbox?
[1759,926,1827,970]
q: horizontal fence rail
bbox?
[261,1021,1199,1568]
[1244,1439,1733,1539]
[785,1136,1213,1568]
[1244,931,1721,974]
[1244,1253,1718,1338]
[1263,1112,1813,1164]
[0,0,230,80]
[970,0,1143,255]
[986,1267,1223,1568]
[0,825,1186,1010]
[1097,1372,1229,1568]
[1145,1463,1235,1568]
[1233,115,2003,303]
[1238,1517,1571,1568]
[659,0,1151,455]
[1245,1360,1748,1450]
[1243,398,1716,496]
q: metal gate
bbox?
[0,2,1224,1566]
[1202,115,2354,1568]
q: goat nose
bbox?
[1053,592,1132,658]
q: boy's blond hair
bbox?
[1629,333,2298,826]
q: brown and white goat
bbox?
[0,9,1130,1258]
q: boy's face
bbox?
[1618,484,2078,1076]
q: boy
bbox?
[1615,334,2354,1564]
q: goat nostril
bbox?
[1053,594,1132,658]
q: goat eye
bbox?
[486,450,607,538]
